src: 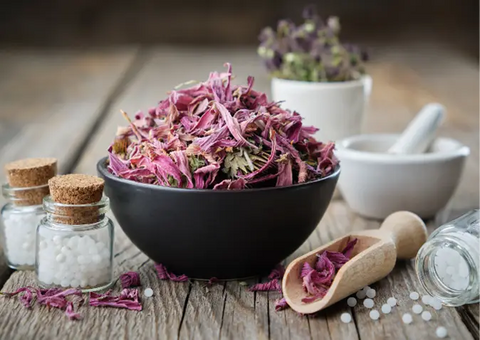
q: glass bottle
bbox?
[36,195,114,292]
[0,183,48,269]
[415,209,479,306]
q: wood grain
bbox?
[0,45,478,340]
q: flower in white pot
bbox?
[258,5,372,142]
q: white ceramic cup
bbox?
[271,76,372,142]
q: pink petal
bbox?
[65,301,82,320]
[212,178,246,190]
[120,271,141,289]
[275,297,289,311]
[268,264,286,280]
[248,279,281,292]
[342,238,358,259]
[154,263,189,282]
[89,289,142,311]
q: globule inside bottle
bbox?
[0,183,47,270]
[35,196,114,292]
[415,210,479,306]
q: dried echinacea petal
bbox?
[89,289,142,311]
[207,277,219,287]
[248,279,281,292]
[36,288,83,309]
[108,64,338,190]
[65,301,82,320]
[0,286,36,308]
[300,238,358,304]
[275,297,289,311]
[268,264,286,280]
[120,271,141,288]
[154,263,188,282]
[1,286,84,320]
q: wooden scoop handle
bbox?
[379,211,428,259]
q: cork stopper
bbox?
[5,158,57,187]
[48,174,105,225]
[4,158,57,206]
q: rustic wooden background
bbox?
[0,43,477,339]
[0,1,478,339]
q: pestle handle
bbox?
[388,103,445,154]
[379,211,428,259]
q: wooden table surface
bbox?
[0,44,478,340]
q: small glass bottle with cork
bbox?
[416,209,479,306]
[0,158,57,270]
[36,174,114,292]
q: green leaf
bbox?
[167,175,179,187]
[222,148,253,178]
[188,156,206,173]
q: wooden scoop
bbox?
[282,211,428,314]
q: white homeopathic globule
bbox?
[37,231,111,288]
[2,211,44,266]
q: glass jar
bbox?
[415,209,479,306]
[36,195,114,292]
[0,183,48,270]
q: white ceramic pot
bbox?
[335,134,470,220]
[271,76,372,142]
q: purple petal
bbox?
[213,178,246,190]
[276,158,293,187]
[248,279,281,292]
[65,301,82,320]
[120,271,141,289]
[154,263,189,282]
[275,297,289,311]
[342,238,358,259]
[268,264,286,280]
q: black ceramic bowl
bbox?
[97,157,340,279]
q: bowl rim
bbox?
[335,133,470,164]
[97,156,340,194]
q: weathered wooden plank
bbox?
[179,281,226,340]
[0,225,190,339]
[0,49,140,170]
[0,48,139,287]
[0,45,477,340]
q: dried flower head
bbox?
[108,64,338,189]
[258,5,368,82]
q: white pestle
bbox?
[388,103,445,154]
